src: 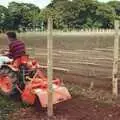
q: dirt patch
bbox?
[8,96,120,120]
[7,72,120,120]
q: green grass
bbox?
[0,95,30,120]
[0,95,18,120]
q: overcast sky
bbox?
[0,0,120,8]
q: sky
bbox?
[0,0,120,8]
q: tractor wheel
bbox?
[0,66,18,96]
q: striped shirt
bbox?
[8,40,26,59]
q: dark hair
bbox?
[6,32,17,39]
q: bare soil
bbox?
[8,76,120,120]
[8,99,120,120]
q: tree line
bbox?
[0,0,120,32]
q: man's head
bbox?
[6,32,17,42]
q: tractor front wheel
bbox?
[0,66,18,96]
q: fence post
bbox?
[112,20,119,97]
[47,17,54,117]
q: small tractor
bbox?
[0,55,71,108]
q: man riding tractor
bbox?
[0,32,29,95]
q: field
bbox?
[1,32,120,120]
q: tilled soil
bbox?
[8,71,120,120]
[9,95,120,120]
[1,44,120,120]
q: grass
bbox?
[66,82,119,106]
[21,33,114,50]
[0,94,31,120]
[0,95,18,120]
[0,32,116,50]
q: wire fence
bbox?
[0,28,119,93]
[23,31,119,92]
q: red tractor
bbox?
[0,55,71,107]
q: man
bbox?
[6,32,26,59]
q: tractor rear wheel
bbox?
[0,66,18,96]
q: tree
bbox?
[108,1,120,20]
[0,0,119,31]
[43,0,117,29]
[95,3,115,28]
[0,5,9,31]
[8,2,40,30]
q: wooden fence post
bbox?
[112,20,119,97]
[47,17,54,117]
